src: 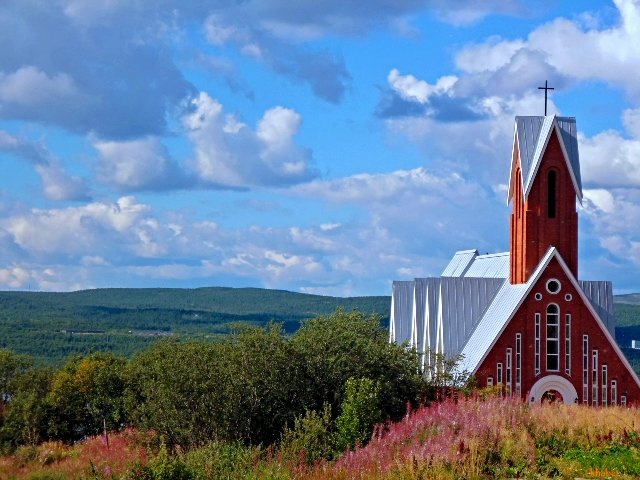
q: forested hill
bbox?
[3,286,640,367]
[0,287,390,364]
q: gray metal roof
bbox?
[459,280,529,372]
[414,277,440,354]
[463,252,509,278]
[438,277,505,355]
[509,115,582,203]
[580,280,615,337]
[441,249,478,277]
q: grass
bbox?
[2,397,640,479]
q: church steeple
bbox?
[508,115,582,284]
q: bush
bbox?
[280,403,333,464]
[333,377,382,453]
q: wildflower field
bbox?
[2,396,640,480]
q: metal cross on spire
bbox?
[538,80,554,116]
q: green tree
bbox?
[334,377,382,452]
[125,339,231,449]
[47,352,127,441]
[0,366,53,450]
[291,309,423,422]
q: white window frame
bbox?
[546,304,560,372]
[535,313,541,376]
[506,348,512,396]
[602,365,608,407]
[565,314,571,376]
[582,335,589,404]
[497,363,503,385]
[516,333,522,396]
[611,380,618,406]
[592,349,599,406]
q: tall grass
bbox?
[2,398,640,479]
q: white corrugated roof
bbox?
[463,252,509,279]
[441,249,478,277]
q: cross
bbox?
[538,80,554,116]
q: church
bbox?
[389,113,640,405]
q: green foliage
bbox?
[334,378,382,452]
[291,309,423,423]
[125,340,231,449]
[182,441,262,479]
[1,366,53,449]
[46,353,127,442]
[280,403,334,464]
[421,351,473,402]
[0,288,390,365]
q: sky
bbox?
[1,0,640,296]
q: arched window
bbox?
[547,170,557,218]
[546,304,559,371]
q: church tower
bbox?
[508,116,582,284]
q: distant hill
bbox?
[0,287,390,364]
[3,287,640,369]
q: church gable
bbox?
[474,252,640,405]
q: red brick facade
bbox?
[476,256,640,405]
[510,131,578,284]
[488,121,640,405]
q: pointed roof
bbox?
[459,247,640,391]
[508,115,582,203]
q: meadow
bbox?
[2,396,640,479]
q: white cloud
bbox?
[388,69,457,103]
[452,0,640,96]
[2,196,148,255]
[94,137,189,191]
[0,130,90,201]
[0,66,80,106]
[185,92,317,187]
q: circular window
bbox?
[565,293,572,301]
[535,293,542,301]
[546,279,561,294]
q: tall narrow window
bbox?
[535,313,541,376]
[548,169,557,218]
[497,363,503,385]
[602,365,608,407]
[516,333,522,395]
[546,304,559,371]
[611,380,618,406]
[506,348,512,396]
[565,314,571,376]
[583,335,589,404]
[592,350,599,406]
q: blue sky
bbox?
[1,0,640,295]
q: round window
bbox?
[546,279,561,294]
[565,293,572,301]
[535,293,542,301]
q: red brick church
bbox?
[390,114,640,405]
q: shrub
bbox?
[333,378,382,453]
[280,403,333,465]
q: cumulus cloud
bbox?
[450,0,640,96]
[94,137,191,192]
[0,130,90,201]
[184,92,318,188]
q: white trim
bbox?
[529,375,578,405]
[468,247,640,392]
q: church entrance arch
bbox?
[529,375,577,405]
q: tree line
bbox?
[0,310,465,459]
